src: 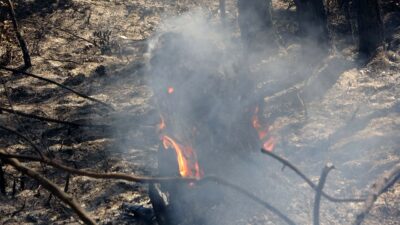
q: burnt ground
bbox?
[0,0,399,225]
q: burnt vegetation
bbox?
[0,0,399,225]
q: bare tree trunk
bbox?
[0,161,6,195]
[356,0,384,57]
[237,0,273,50]
[295,0,329,46]
[4,0,31,69]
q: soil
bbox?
[0,0,399,225]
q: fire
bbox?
[158,116,203,179]
[167,87,174,94]
[252,106,277,152]
[162,135,203,178]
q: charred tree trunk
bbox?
[356,0,384,57]
[237,0,273,50]
[295,0,329,47]
[0,161,6,195]
[4,0,31,69]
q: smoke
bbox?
[140,6,399,225]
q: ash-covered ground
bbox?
[0,0,399,225]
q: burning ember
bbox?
[252,106,277,152]
[167,87,174,94]
[158,116,203,179]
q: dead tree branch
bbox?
[0,106,109,128]
[1,156,97,225]
[0,66,114,111]
[313,163,335,225]
[353,163,400,225]
[261,149,365,203]
[4,0,31,69]
[0,151,196,184]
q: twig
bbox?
[261,149,365,203]
[313,163,335,225]
[200,176,297,225]
[53,27,98,47]
[0,66,114,111]
[4,0,31,69]
[0,106,109,128]
[0,151,196,184]
[1,156,97,225]
[354,163,400,225]
[0,125,44,158]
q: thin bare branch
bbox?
[313,163,335,225]
[261,149,365,203]
[0,151,196,183]
[0,106,109,128]
[4,0,31,68]
[0,66,114,111]
[1,156,97,225]
[354,163,400,225]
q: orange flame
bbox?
[167,87,174,94]
[158,115,166,132]
[252,106,276,152]
[162,135,203,178]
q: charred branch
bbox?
[0,66,114,111]
[0,106,109,128]
[261,149,365,203]
[313,163,335,225]
[4,0,31,69]
[1,156,97,225]
[0,151,196,184]
[353,163,400,225]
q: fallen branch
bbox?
[353,163,400,225]
[0,66,114,111]
[313,163,335,225]
[261,149,365,203]
[0,106,109,128]
[1,156,97,225]
[4,0,31,68]
[0,151,196,184]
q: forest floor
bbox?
[0,0,399,225]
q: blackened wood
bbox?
[356,0,384,57]
[313,163,334,225]
[0,161,6,195]
[295,0,329,46]
[5,0,31,69]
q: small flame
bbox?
[158,115,166,132]
[252,106,276,151]
[167,87,174,94]
[162,135,203,178]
